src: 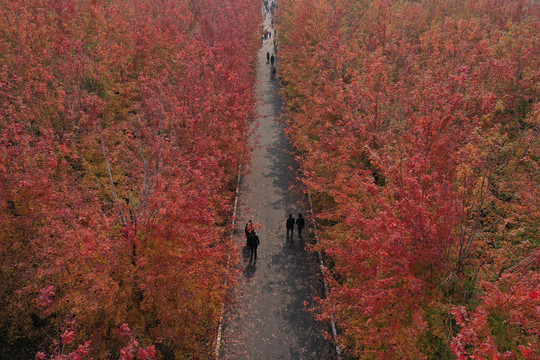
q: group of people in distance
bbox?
[244,214,306,263]
[262,0,278,79]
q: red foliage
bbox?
[34,323,156,360]
[276,0,539,358]
[0,0,260,358]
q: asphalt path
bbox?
[218,9,335,360]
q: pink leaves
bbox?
[136,346,156,360]
[451,306,468,328]
[35,326,90,360]
[450,273,540,359]
[38,285,55,307]
[61,330,75,345]
[118,323,132,337]
[118,324,156,360]
[518,344,538,359]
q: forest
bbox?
[0,0,260,358]
[276,0,539,359]
[1,0,538,359]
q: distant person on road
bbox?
[267,51,270,63]
[247,232,260,262]
[270,53,275,66]
[286,214,295,241]
[296,213,305,240]
[271,66,276,79]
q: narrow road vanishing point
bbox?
[217,6,336,360]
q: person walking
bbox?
[270,53,275,66]
[245,220,255,245]
[286,214,295,241]
[296,213,305,240]
[267,51,270,64]
[246,232,260,262]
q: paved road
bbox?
[218,10,335,360]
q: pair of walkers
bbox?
[266,51,275,65]
[286,213,305,241]
[267,52,277,79]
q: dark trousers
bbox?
[286,227,294,240]
[249,246,258,261]
[297,226,303,239]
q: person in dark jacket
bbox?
[286,214,295,241]
[246,233,260,262]
[296,213,305,240]
[245,220,255,245]
[270,53,275,66]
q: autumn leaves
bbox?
[1,0,538,358]
[0,0,260,358]
[276,0,539,358]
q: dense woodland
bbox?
[276,0,539,359]
[1,0,539,359]
[0,0,260,358]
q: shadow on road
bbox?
[243,262,257,279]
